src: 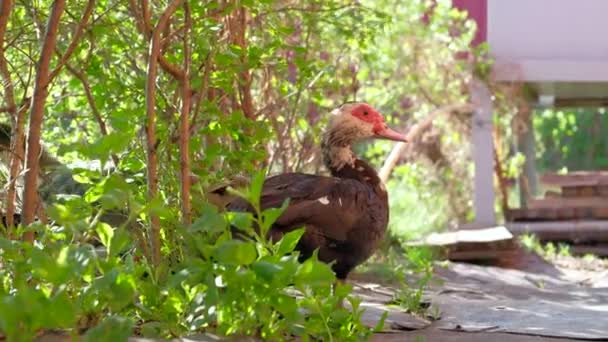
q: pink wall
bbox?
[452,0,487,47]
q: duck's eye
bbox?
[363,111,369,116]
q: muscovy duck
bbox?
[227,102,408,280]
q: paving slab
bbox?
[428,262,608,340]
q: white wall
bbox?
[488,0,608,82]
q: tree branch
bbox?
[48,0,95,82]
[141,0,152,34]
[145,0,182,265]
[127,0,146,34]
[132,0,184,80]
[64,61,120,166]
[158,54,184,80]
[21,0,66,242]
[379,103,473,183]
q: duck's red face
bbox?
[349,103,408,142]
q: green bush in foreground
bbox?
[0,171,386,342]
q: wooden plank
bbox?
[507,206,608,221]
[447,246,519,261]
[561,185,608,197]
[410,226,513,246]
[570,244,608,257]
[507,220,608,243]
[407,227,515,261]
[529,197,608,209]
[540,172,608,187]
[593,207,608,218]
[544,190,562,198]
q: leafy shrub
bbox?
[0,171,383,341]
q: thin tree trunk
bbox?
[0,0,15,115]
[179,1,192,225]
[21,0,66,242]
[0,0,19,233]
[229,6,254,120]
[4,103,27,234]
[145,0,182,265]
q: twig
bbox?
[63,61,120,166]
[21,0,67,242]
[379,103,473,183]
[48,0,95,82]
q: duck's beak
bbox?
[374,125,408,142]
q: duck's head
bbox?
[322,102,408,171]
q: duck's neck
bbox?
[321,131,386,195]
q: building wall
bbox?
[488,0,608,61]
[452,0,487,47]
[454,0,608,82]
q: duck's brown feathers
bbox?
[227,159,388,279]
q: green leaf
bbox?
[147,196,172,219]
[333,282,353,298]
[109,229,131,259]
[190,204,226,234]
[94,269,136,312]
[47,291,77,328]
[96,222,114,248]
[248,169,266,210]
[260,199,289,236]
[213,240,257,265]
[84,315,133,342]
[294,253,336,288]
[275,227,304,255]
[252,260,283,282]
[227,212,254,235]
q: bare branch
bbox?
[158,54,184,80]
[379,103,474,183]
[21,0,66,242]
[48,0,95,82]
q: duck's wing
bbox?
[226,173,373,242]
